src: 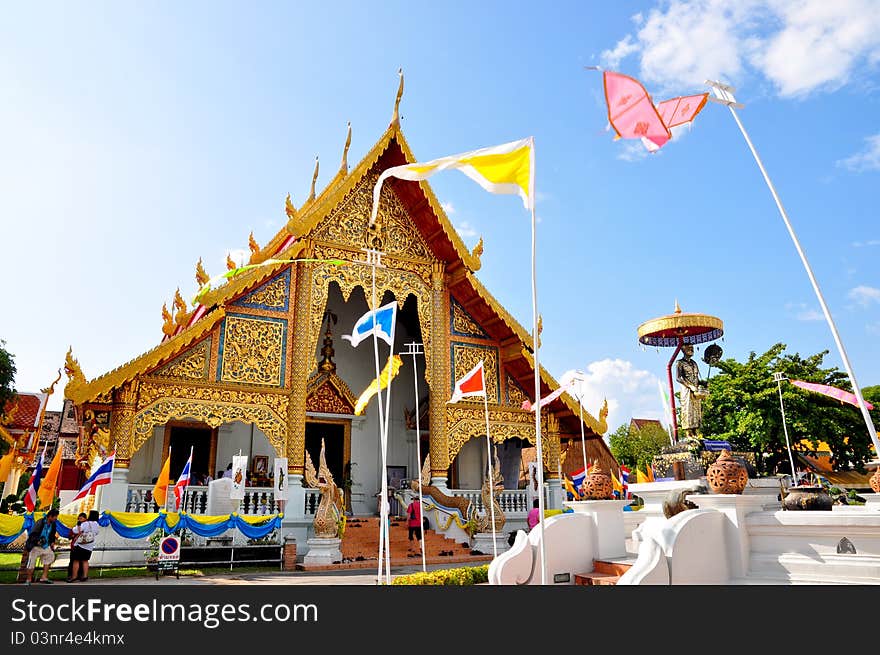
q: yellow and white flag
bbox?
[371,137,534,224]
[355,355,403,416]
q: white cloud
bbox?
[616,141,651,162]
[599,0,880,98]
[441,201,456,215]
[848,285,880,307]
[852,240,880,247]
[796,309,824,321]
[600,34,640,70]
[837,134,880,172]
[568,358,668,434]
[455,220,478,239]
[786,301,824,321]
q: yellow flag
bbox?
[371,137,534,224]
[37,448,63,508]
[152,455,171,508]
[355,356,403,416]
[611,469,623,495]
[636,468,650,484]
[0,447,15,482]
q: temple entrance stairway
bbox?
[573,557,635,586]
[297,516,494,571]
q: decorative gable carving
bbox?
[310,171,433,261]
[232,269,290,311]
[152,338,211,381]
[506,374,528,408]
[306,370,357,415]
[450,297,489,339]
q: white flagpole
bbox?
[577,393,588,493]
[482,391,497,559]
[380,303,397,585]
[528,137,547,586]
[708,81,880,460]
[364,247,390,585]
[403,342,427,573]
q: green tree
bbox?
[609,421,670,470]
[0,340,15,421]
[701,343,879,475]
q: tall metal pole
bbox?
[773,372,798,483]
[401,342,426,574]
[666,341,683,444]
[707,80,880,460]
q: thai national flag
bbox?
[342,301,397,348]
[620,465,630,499]
[71,452,115,502]
[24,446,46,511]
[173,448,193,510]
[570,466,587,492]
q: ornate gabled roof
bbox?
[306,370,358,415]
[279,124,483,272]
[65,307,226,404]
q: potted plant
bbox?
[144,531,161,572]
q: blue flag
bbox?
[342,301,397,347]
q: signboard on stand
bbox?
[156,535,180,580]
[273,457,288,500]
[230,455,248,500]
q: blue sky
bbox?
[2,1,879,433]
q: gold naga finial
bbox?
[471,236,484,259]
[537,314,543,335]
[195,258,210,287]
[41,368,63,395]
[285,193,297,220]
[339,122,351,175]
[63,346,87,399]
[248,231,260,256]
[226,252,237,271]
[307,156,319,203]
[674,299,681,314]
[173,287,192,325]
[161,302,175,336]
[390,68,404,129]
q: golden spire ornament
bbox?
[195,258,209,287]
[390,68,403,128]
[226,252,236,271]
[339,122,351,175]
[285,193,297,220]
[307,156,319,203]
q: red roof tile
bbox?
[3,392,48,430]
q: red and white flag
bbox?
[24,446,47,511]
[448,360,486,404]
[522,369,582,412]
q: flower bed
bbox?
[391,565,489,586]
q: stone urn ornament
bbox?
[782,484,833,511]
[581,460,613,500]
[870,467,880,494]
[706,450,748,494]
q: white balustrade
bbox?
[126,484,277,515]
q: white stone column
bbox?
[563,499,630,559]
[98,467,129,512]
[547,482,564,510]
[286,474,306,519]
[687,494,773,579]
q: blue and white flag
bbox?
[342,301,397,347]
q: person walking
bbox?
[406,496,423,555]
[68,510,100,582]
[23,508,59,584]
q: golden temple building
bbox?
[60,77,616,538]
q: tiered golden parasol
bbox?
[638,301,723,443]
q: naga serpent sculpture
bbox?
[475,446,505,534]
[304,438,344,539]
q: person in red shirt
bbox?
[527,498,540,531]
[406,497,423,555]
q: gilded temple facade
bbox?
[62,86,615,526]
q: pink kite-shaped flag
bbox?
[790,379,874,410]
[603,71,671,151]
[602,71,709,153]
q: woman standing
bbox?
[69,510,100,582]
